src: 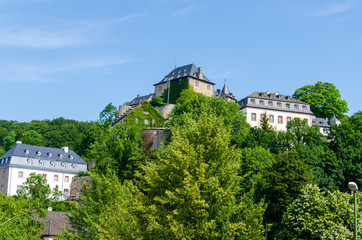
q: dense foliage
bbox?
[293,81,348,119]
[0,84,360,239]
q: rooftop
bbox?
[155,63,215,85]
[0,143,86,165]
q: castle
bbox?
[115,63,336,132]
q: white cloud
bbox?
[0,57,130,83]
[174,4,197,16]
[0,26,84,48]
[0,13,146,49]
[314,0,354,17]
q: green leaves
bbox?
[278,184,362,239]
[293,81,348,119]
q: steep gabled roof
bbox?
[128,94,153,106]
[0,143,86,165]
[155,64,214,85]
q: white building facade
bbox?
[0,142,87,200]
[239,91,314,131]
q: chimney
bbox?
[198,67,203,79]
[62,146,69,153]
[137,94,140,98]
[16,141,22,144]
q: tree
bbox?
[260,112,273,132]
[3,131,16,151]
[277,184,362,239]
[0,194,45,240]
[87,122,144,181]
[281,118,325,150]
[292,81,348,119]
[59,169,143,239]
[16,173,61,213]
[137,111,265,239]
[99,103,119,126]
[239,146,274,198]
[328,114,362,190]
[20,130,44,145]
[150,96,166,107]
[263,150,312,237]
[170,89,250,146]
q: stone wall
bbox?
[142,128,170,152]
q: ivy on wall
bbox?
[125,101,165,128]
[162,78,190,104]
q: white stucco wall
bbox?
[243,107,313,131]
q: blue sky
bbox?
[1,0,361,122]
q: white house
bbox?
[0,142,87,200]
[239,91,314,131]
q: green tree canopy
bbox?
[3,131,16,151]
[137,111,265,239]
[0,194,45,240]
[277,184,362,239]
[59,169,142,239]
[263,150,312,237]
[99,103,119,126]
[170,89,250,146]
[16,173,61,213]
[20,130,44,145]
[292,81,348,119]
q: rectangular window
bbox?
[42,174,47,179]
[207,85,211,90]
[65,176,69,183]
[287,117,291,122]
[18,171,23,179]
[195,81,199,87]
[251,113,256,121]
[64,188,69,198]
[1,170,4,179]
[260,114,265,119]
[54,175,59,182]
[278,116,283,124]
[17,185,22,190]
[269,115,274,123]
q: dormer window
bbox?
[302,105,307,110]
[25,149,29,155]
[286,96,291,100]
[259,100,265,106]
[69,155,74,160]
[36,151,41,156]
[268,101,273,106]
[277,102,282,108]
[60,162,65,168]
[294,104,299,110]
[48,153,52,157]
[39,160,44,166]
[260,93,265,97]
[286,104,290,109]
[50,161,55,167]
[250,99,256,104]
[71,163,77,169]
[59,154,63,159]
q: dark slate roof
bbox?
[38,211,72,237]
[312,117,330,127]
[155,64,215,85]
[245,92,306,104]
[128,94,153,106]
[0,143,86,165]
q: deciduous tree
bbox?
[293,81,348,119]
